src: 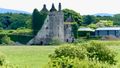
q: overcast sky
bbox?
[0,0,120,15]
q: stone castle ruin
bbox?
[28,3,74,45]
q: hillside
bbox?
[0,8,31,14]
[94,13,114,16]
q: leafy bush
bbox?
[46,56,113,68]
[1,35,14,45]
[0,34,33,44]
[48,42,117,67]
[86,41,117,65]
[0,52,6,66]
[49,45,87,60]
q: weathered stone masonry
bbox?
[28,3,73,45]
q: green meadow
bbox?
[0,46,56,68]
[1,41,120,68]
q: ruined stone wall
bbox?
[27,16,50,45]
[28,11,64,45]
[49,12,64,42]
[64,24,74,42]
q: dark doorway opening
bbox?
[66,39,68,42]
[40,41,43,45]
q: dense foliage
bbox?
[0,29,32,44]
[46,57,112,68]
[0,52,6,66]
[63,9,82,25]
[71,22,78,38]
[87,41,117,64]
[49,45,86,60]
[113,14,120,26]
[1,35,14,45]
[82,15,99,25]
[47,41,117,68]
[0,13,31,29]
[32,8,48,36]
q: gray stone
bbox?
[28,3,74,45]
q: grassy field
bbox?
[0,46,56,68]
[0,41,120,68]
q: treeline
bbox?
[0,9,120,30]
[63,9,120,29]
[0,13,31,30]
[0,9,120,32]
[81,14,120,28]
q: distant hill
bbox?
[94,13,114,16]
[0,8,31,14]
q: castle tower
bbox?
[64,16,75,43]
[48,3,64,42]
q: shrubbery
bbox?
[1,35,14,45]
[0,34,33,44]
[0,29,33,44]
[47,41,117,68]
[49,45,86,60]
[0,52,6,66]
[86,41,117,64]
[46,57,112,68]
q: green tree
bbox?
[72,22,79,38]
[9,13,31,29]
[32,9,41,35]
[62,9,82,25]
[82,15,98,25]
[26,18,32,29]
[0,13,31,29]
[1,35,14,44]
[96,16,113,21]
[32,8,48,36]
[113,14,120,26]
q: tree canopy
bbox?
[82,15,99,25]
[0,13,31,30]
[62,9,82,25]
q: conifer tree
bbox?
[32,8,40,36]
[32,8,48,36]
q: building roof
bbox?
[96,27,120,30]
[78,28,95,32]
